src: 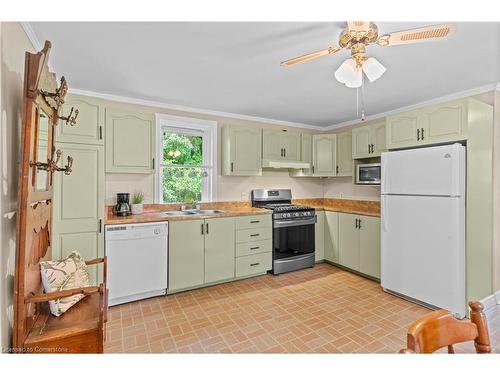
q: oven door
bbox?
[273,217,315,260]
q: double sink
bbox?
[156,209,225,217]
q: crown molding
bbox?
[68,88,324,131]
[324,83,499,131]
[20,22,42,51]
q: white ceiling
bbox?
[29,22,499,128]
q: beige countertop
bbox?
[105,198,380,225]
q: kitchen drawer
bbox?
[236,226,272,243]
[235,215,271,230]
[235,252,272,278]
[236,239,272,257]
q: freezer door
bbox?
[381,144,465,196]
[381,195,466,317]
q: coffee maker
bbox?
[114,193,131,217]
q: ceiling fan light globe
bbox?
[344,68,363,88]
[334,58,362,87]
[363,57,386,82]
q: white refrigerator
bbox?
[381,143,466,317]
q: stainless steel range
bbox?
[251,189,315,275]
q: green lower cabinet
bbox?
[338,213,360,270]
[168,219,205,292]
[359,216,381,279]
[324,211,339,263]
[204,217,235,283]
[315,211,325,261]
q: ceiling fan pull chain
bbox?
[356,87,359,118]
[360,73,366,121]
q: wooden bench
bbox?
[13,41,108,354]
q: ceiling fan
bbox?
[281,22,457,88]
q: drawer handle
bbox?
[250,262,260,267]
[250,234,260,237]
[250,220,260,224]
[250,246,260,250]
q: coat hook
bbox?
[58,106,79,126]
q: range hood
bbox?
[262,159,311,169]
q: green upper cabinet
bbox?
[336,131,352,176]
[262,129,300,161]
[105,108,155,173]
[57,94,104,145]
[221,126,262,176]
[386,110,421,149]
[352,121,386,159]
[289,133,313,177]
[421,99,468,145]
[359,216,381,279]
[387,99,469,150]
[312,134,336,176]
[204,217,235,284]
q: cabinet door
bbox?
[57,94,104,145]
[169,220,205,292]
[336,132,352,176]
[204,217,235,283]
[53,143,104,233]
[371,122,386,157]
[262,129,283,160]
[421,100,467,144]
[289,133,312,177]
[222,127,262,176]
[282,131,301,161]
[105,109,155,173]
[386,110,421,150]
[352,126,371,159]
[53,232,101,284]
[359,216,381,278]
[324,211,339,262]
[338,213,360,271]
[315,211,325,262]
[312,134,336,176]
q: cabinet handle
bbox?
[312,165,315,174]
[250,233,260,237]
[371,144,374,153]
[358,219,362,229]
[231,162,234,172]
[152,158,155,169]
[98,219,102,233]
[421,128,424,140]
[284,148,286,157]
[417,128,420,141]
[250,220,260,224]
[336,165,339,174]
[201,223,204,235]
[368,144,371,153]
[250,263,260,267]
[206,223,209,234]
[99,126,103,140]
[250,246,260,250]
[355,218,358,228]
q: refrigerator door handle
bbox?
[381,196,388,232]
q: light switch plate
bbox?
[241,192,248,201]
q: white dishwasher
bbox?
[105,222,168,306]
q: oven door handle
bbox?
[274,217,316,228]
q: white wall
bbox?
[323,177,381,201]
[0,22,34,351]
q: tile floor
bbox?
[104,263,500,353]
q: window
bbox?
[155,114,217,204]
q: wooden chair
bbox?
[13,41,108,353]
[399,301,491,354]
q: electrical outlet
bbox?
[339,192,344,199]
[241,192,248,201]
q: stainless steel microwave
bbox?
[355,163,381,185]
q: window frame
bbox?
[155,114,217,203]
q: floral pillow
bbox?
[40,251,91,317]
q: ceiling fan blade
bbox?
[377,23,457,47]
[280,47,341,66]
[347,21,371,32]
